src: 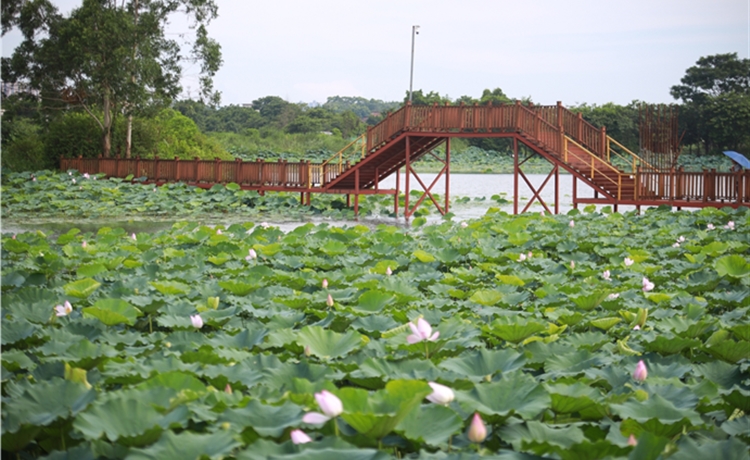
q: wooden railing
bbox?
[638,169,750,203]
[309,134,366,188]
[61,156,319,189]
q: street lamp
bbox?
[409,25,420,103]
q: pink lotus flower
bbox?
[707,223,715,230]
[467,413,487,443]
[627,434,637,446]
[386,266,393,276]
[608,293,619,300]
[302,390,343,424]
[216,229,222,235]
[190,314,203,329]
[460,221,468,228]
[426,382,454,405]
[260,222,270,229]
[54,301,73,317]
[131,233,137,240]
[83,173,90,179]
[633,360,647,382]
[725,221,735,230]
[677,236,685,243]
[245,249,257,261]
[602,270,611,281]
[326,294,334,307]
[406,318,440,344]
[290,429,312,444]
[672,242,680,248]
[642,277,654,292]
[82,241,87,248]
[624,257,634,266]
[569,220,575,228]
[322,278,328,289]
[527,252,533,259]
[518,253,527,262]
[633,325,641,331]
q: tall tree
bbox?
[670,53,750,154]
[3,0,222,157]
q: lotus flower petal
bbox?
[315,390,342,417]
[290,429,312,444]
[302,412,330,424]
[426,382,454,405]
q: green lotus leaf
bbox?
[2,379,97,434]
[644,292,673,304]
[125,430,240,460]
[434,248,461,264]
[77,263,108,277]
[137,371,206,393]
[351,290,394,314]
[218,399,302,437]
[470,289,503,306]
[715,255,750,278]
[731,324,750,341]
[218,279,260,296]
[349,358,446,384]
[2,350,36,372]
[610,394,703,437]
[413,249,436,263]
[485,319,546,344]
[297,326,363,360]
[455,372,550,420]
[236,439,390,460]
[73,397,181,446]
[626,432,670,460]
[496,274,525,286]
[704,340,750,363]
[82,299,142,326]
[396,404,463,446]
[700,241,729,257]
[338,380,432,440]
[570,291,608,311]
[721,417,750,438]
[149,281,190,295]
[63,278,102,299]
[438,348,526,381]
[589,317,621,331]
[2,287,58,324]
[669,437,750,460]
[643,336,701,355]
[545,383,602,415]
[207,252,231,265]
[500,420,585,453]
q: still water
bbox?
[2,174,628,235]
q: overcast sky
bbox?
[3,0,749,107]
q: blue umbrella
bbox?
[723,151,750,169]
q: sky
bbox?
[2,0,749,107]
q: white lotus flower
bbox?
[406,318,440,344]
[426,382,455,405]
[54,301,73,317]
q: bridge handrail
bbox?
[309,134,366,187]
[563,136,626,200]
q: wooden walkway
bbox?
[61,102,750,215]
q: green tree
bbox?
[3,0,222,158]
[670,53,750,154]
[570,102,640,152]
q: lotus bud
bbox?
[322,278,328,289]
[131,233,137,240]
[246,249,257,261]
[602,270,611,281]
[633,360,647,382]
[642,277,654,292]
[190,314,204,329]
[290,429,312,444]
[304,345,312,357]
[569,220,575,228]
[570,260,575,269]
[216,229,222,235]
[627,434,637,446]
[386,266,392,276]
[426,382,455,405]
[315,390,343,418]
[326,294,334,307]
[527,252,533,259]
[72,178,76,184]
[82,241,87,248]
[467,413,487,443]
[224,384,232,394]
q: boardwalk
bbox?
[61,102,750,216]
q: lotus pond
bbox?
[2,176,750,459]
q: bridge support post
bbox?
[513,137,519,214]
[394,168,400,217]
[405,137,411,219]
[572,176,578,210]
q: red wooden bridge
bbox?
[62,102,750,217]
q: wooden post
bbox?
[405,136,411,219]
[194,157,200,184]
[175,157,180,181]
[445,137,451,214]
[235,158,241,184]
[394,167,400,216]
[214,157,221,184]
[513,136,519,215]
[154,155,160,183]
[354,168,360,216]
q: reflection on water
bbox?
[2,174,630,235]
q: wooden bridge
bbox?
[61,102,750,217]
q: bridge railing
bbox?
[60,156,320,189]
[637,168,750,203]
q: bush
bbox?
[0,119,51,171]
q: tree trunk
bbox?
[126,114,133,159]
[103,89,112,157]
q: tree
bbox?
[3,0,222,158]
[670,53,750,154]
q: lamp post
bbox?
[409,25,420,103]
